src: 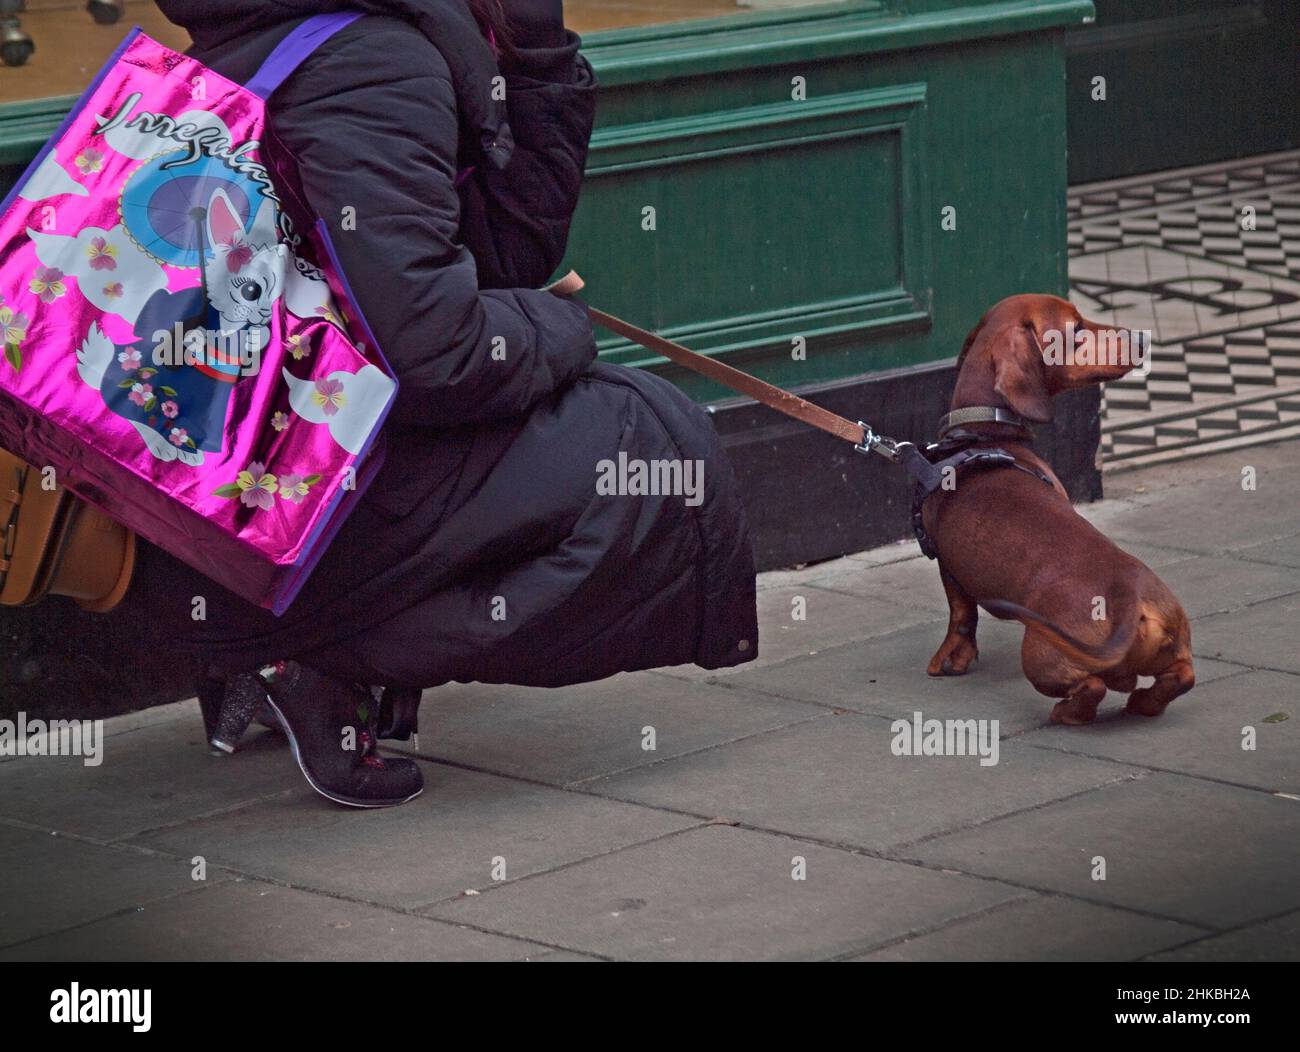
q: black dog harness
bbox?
[854,407,1056,560]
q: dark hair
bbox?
[465,0,519,65]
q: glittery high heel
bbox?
[195,665,281,755]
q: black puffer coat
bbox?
[117,0,758,689]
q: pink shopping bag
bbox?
[0,12,397,615]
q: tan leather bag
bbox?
[0,448,136,613]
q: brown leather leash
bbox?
[545,270,881,453]
[542,270,1055,562]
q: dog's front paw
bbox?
[926,633,978,677]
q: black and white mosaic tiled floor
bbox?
[1068,150,1300,471]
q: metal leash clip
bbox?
[854,421,902,462]
[855,422,954,492]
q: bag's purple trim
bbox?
[245,11,365,100]
[272,440,385,614]
[271,218,400,614]
[312,217,398,395]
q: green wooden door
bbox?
[1067,0,1300,183]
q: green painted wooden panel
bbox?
[0,95,77,168]
[571,1,1094,400]
[582,83,931,375]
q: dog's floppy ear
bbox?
[991,325,1053,422]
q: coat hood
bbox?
[156,0,513,170]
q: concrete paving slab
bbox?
[844,539,921,567]
[1154,555,1300,619]
[1107,440,1300,498]
[1099,468,1300,553]
[660,583,940,680]
[424,824,1021,961]
[1020,670,1299,793]
[1229,531,1300,569]
[0,701,190,768]
[130,762,697,910]
[389,672,824,786]
[1076,497,1165,534]
[521,949,605,961]
[1147,910,1300,961]
[1069,536,1197,570]
[791,554,949,610]
[0,720,296,842]
[908,772,1300,928]
[0,824,218,949]
[0,878,550,962]
[726,618,1054,735]
[95,698,202,738]
[850,894,1205,961]
[750,584,940,669]
[585,713,1140,853]
[757,554,871,591]
[1194,592,1300,673]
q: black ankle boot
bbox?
[258,661,424,808]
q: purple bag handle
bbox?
[247,12,486,185]
[245,11,365,99]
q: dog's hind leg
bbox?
[1022,635,1108,724]
[1051,675,1108,725]
[927,565,980,677]
[1126,659,1195,717]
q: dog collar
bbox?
[936,406,1029,439]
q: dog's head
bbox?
[952,294,1147,422]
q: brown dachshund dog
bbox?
[921,294,1195,724]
